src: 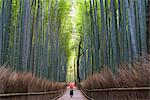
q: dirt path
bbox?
[57,86,87,100]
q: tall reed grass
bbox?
[81,55,150,100]
[0,67,66,100]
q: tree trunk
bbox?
[77,41,81,82]
[137,0,147,54]
[147,0,150,53]
[110,0,120,69]
[127,0,138,58]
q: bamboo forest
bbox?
[0,0,150,100]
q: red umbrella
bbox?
[68,82,75,89]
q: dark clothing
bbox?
[70,89,73,96]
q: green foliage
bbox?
[0,0,72,82]
[74,0,148,81]
[0,0,148,82]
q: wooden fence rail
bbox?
[80,87,150,100]
[0,89,66,100]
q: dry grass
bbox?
[81,55,150,100]
[0,67,66,100]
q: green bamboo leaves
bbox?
[0,0,148,82]
[76,0,148,80]
[0,0,71,82]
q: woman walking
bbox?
[68,82,75,97]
